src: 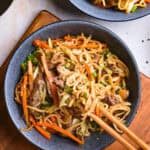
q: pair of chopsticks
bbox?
[88,107,150,150]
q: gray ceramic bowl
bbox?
[0,0,13,15]
[69,0,150,21]
[4,20,141,150]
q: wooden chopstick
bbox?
[89,113,136,150]
[88,107,150,150]
[98,106,150,150]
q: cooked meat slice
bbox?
[68,105,84,118]
[53,76,64,88]
[101,95,117,106]
[29,71,46,107]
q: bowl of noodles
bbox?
[4,20,140,150]
[69,0,150,21]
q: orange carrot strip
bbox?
[145,0,150,2]
[52,39,60,44]
[85,64,92,81]
[65,45,77,49]
[28,61,33,92]
[64,35,73,41]
[37,122,84,145]
[22,75,29,125]
[35,125,51,140]
[40,54,59,106]
[85,43,98,49]
[29,115,36,125]
[77,39,83,45]
[33,39,52,51]
[30,116,51,140]
[95,105,101,118]
[50,116,56,122]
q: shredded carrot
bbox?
[50,116,56,122]
[49,82,59,106]
[22,75,29,125]
[52,39,60,44]
[41,54,59,106]
[77,39,83,45]
[85,64,92,81]
[85,43,98,49]
[29,115,36,125]
[30,116,51,140]
[64,35,73,41]
[33,39,52,51]
[66,45,77,49]
[95,105,101,118]
[145,0,150,2]
[28,61,33,92]
[37,122,84,145]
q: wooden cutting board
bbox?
[0,10,149,150]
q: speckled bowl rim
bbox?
[4,20,141,150]
[69,0,150,22]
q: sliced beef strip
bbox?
[53,76,64,88]
[68,105,85,118]
[101,95,117,106]
[29,71,46,107]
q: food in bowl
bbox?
[92,0,150,13]
[15,33,131,144]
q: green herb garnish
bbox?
[21,50,39,72]
[92,71,98,78]
[65,61,74,69]
[82,92,87,99]
[32,57,39,65]
[65,62,71,68]
[45,51,51,57]
[21,62,27,73]
[131,6,137,13]
[41,97,53,109]
[64,86,73,94]
[100,81,107,86]
[90,121,99,128]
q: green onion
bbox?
[32,57,39,65]
[21,62,27,73]
[121,79,126,88]
[65,61,74,69]
[45,51,51,57]
[106,52,111,57]
[82,92,87,99]
[131,6,137,13]
[100,81,107,86]
[27,51,38,61]
[32,50,38,56]
[40,103,51,109]
[104,67,112,75]
[27,54,34,61]
[65,62,71,68]
[90,121,99,128]
[92,71,98,78]
[41,97,53,109]
[101,49,109,56]
[45,96,53,105]
[64,86,73,94]
[21,50,39,72]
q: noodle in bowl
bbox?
[4,20,140,150]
